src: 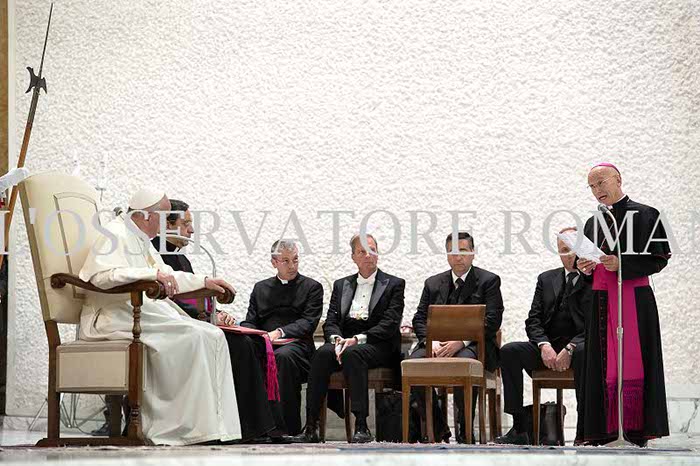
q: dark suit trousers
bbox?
[223,332,277,441]
[273,340,313,435]
[500,340,585,437]
[408,344,479,436]
[306,342,394,420]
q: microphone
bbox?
[0,167,31,192]
[598,203,610,214]
[164,234,223,325]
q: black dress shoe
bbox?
[352,426,373,444]
[90,421,110,436]
[495,427,531,445]
[288,421,321,444]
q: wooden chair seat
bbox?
[532,368,576,383]
[532,368,575,445]
[401,358,483,379]
[319,367,399,442]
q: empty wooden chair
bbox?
[400,305,489,444]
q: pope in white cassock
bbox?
[78,188,241,445]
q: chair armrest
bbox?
[51,273,166,300]
[173,288,235,305]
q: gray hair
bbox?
[271,239,298,257]
[349,234,378,255]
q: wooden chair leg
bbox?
[557,388,564,445]
[478,385,486,444]
[320,395,328,442]
[47,390,60,441]
[532,382,540,446]
[344,389,353,443]
[495,390,503,436]
[425,386,435,443]
[452,392,458,441]
[402,381,410,443]
[487,389,497,442]
[107,395,123,437]
[463,382,473,444]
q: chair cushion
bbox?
[401,358,483,378]
[56,340,132,392]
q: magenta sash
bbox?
[178,297,212,314]
[262,335,280,401]
[593,267,646,433]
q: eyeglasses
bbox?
[587,176,615,191]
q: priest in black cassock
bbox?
[577,163,672,447]
[241,240,324,436]
[408,231,504,443]
[291,234,405,443]
[152,199,282,443]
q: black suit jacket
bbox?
[525,267,591,348]
[412,267,504,371]
[242,274,324,349]
[323,269,405,353]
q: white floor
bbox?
[0,427,698,466]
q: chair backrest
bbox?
[426,304,486,364]
[20,171,103,324]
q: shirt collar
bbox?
[357,269,378,285]
[277,274,300,285]
[451,267,471,285]
[611,194,629,209]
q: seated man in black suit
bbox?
[292,234,405,443]
[408,231,504,443]
[496,228,591,445]
[241,240,324,436]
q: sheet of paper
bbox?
[556,230,605,263]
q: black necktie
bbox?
[448,278,465,304]
[560,272,577,312]
[565,272,577,295]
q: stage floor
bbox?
[1,429,699,465]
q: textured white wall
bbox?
[7,0,700,423]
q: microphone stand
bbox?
[164,234,220,325]
[599,205,636,448]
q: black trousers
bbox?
[273,340,313,435]
[500,340,585,438]
[306,342,394,421]
[223,332,278,441]
[408,343,479,440]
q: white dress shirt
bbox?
[331,270,377,345]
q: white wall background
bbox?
[6,0,700,427]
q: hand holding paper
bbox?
[557,230,605,264]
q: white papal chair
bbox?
[19,171,233,446]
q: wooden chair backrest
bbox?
[426,304,486,365]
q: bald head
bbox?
[557,227,577,271]
[588,165,623,206]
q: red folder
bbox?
[218,325,296,345]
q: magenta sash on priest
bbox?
[592,266,646,433]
